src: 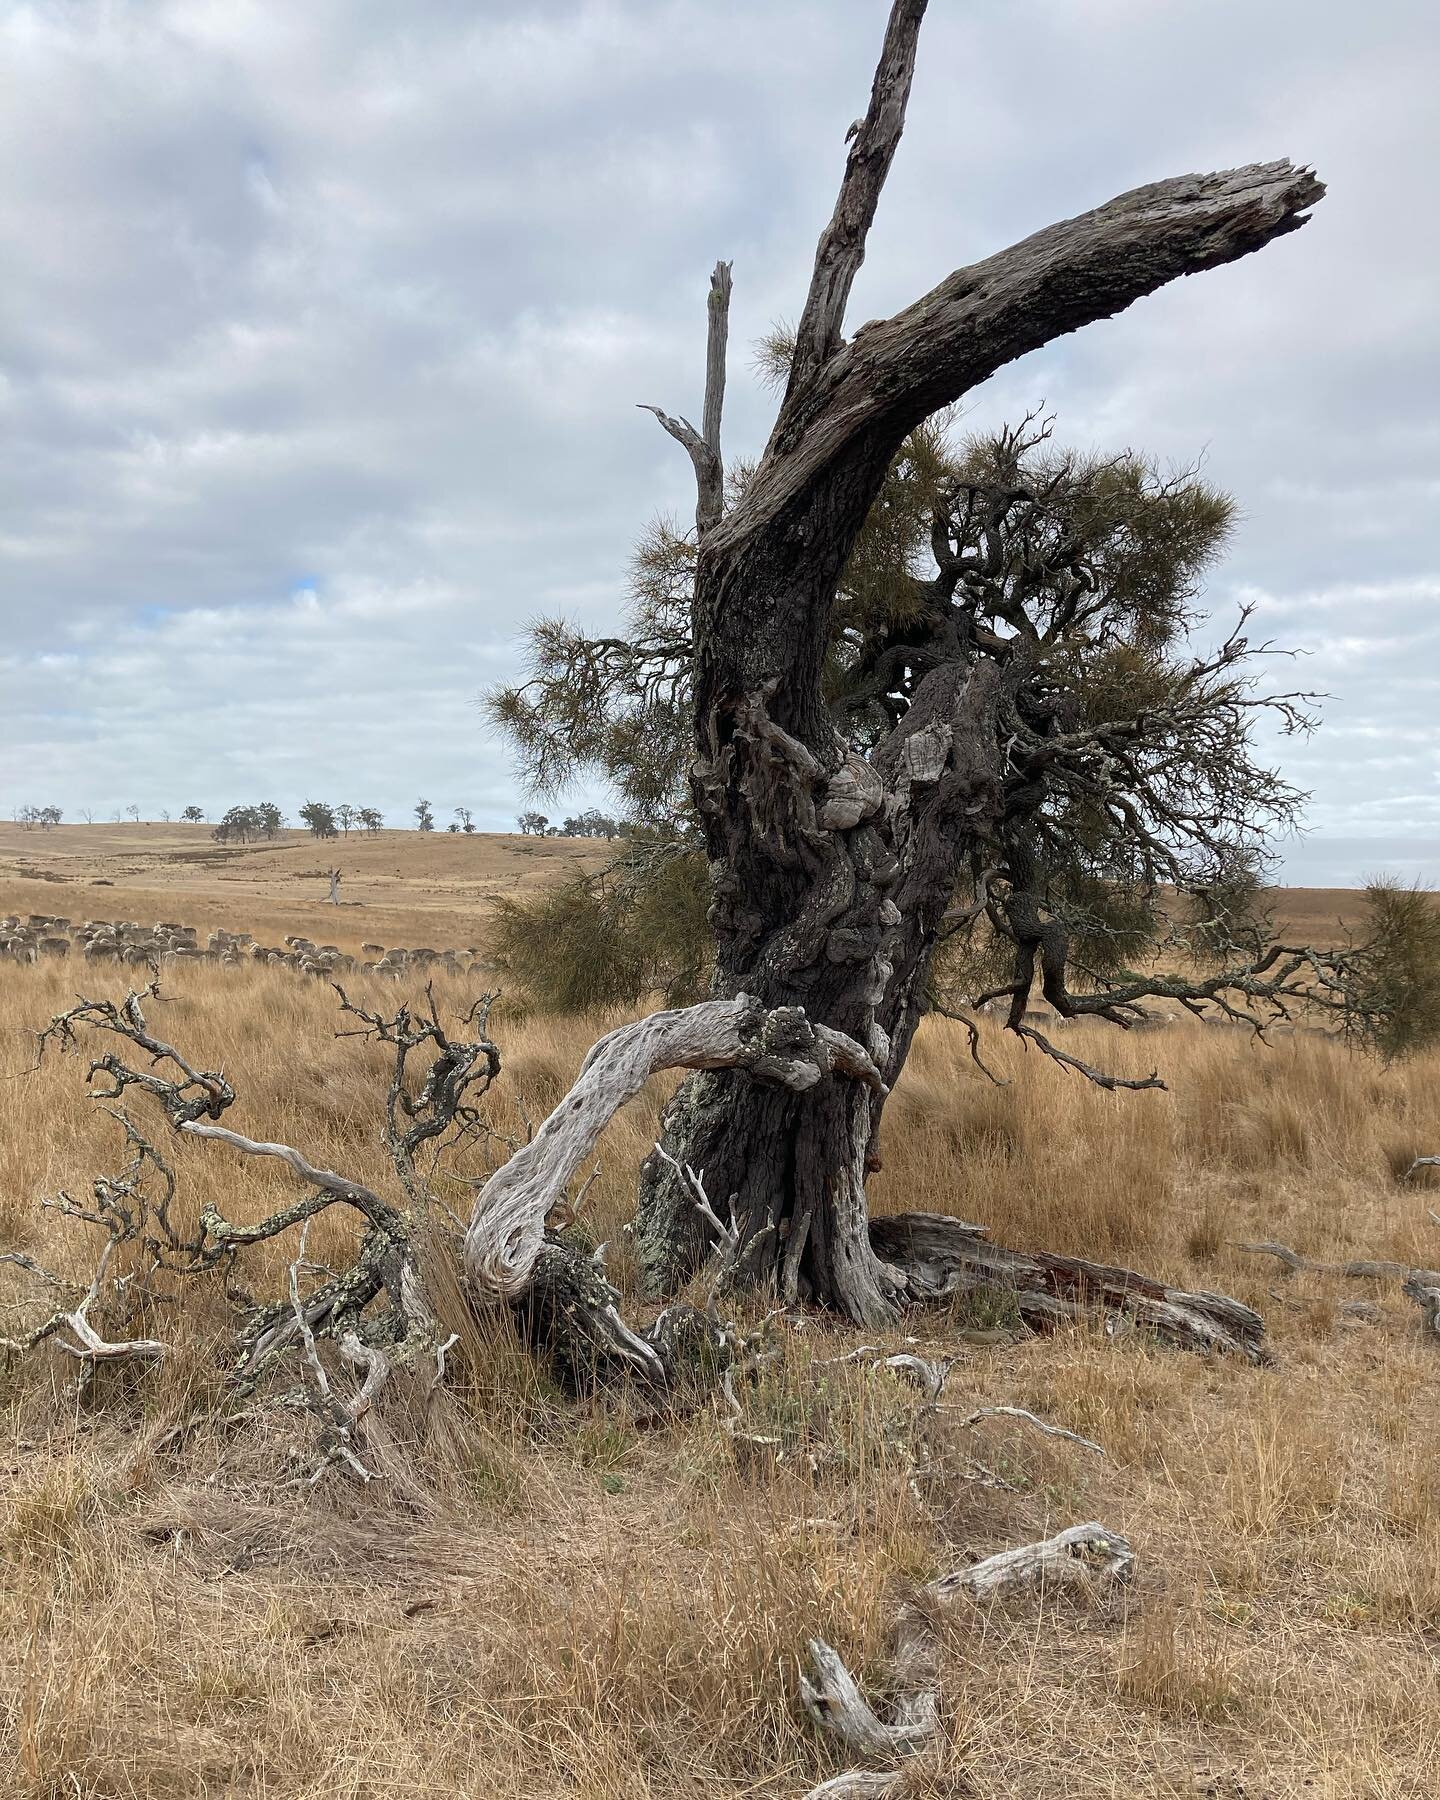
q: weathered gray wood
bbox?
[931,1521,1134,1601]
[640,258,733,536]
[1233,1237,1440,1340]
[787,0,927,394]
[464,994,883,1302]
[870,1211,1269,1360]
[801,1521,1133,1797]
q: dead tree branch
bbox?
[871,1212,1268,1361]
[1232,1238,1440,1340]
[641,258,733,536]
[942,1404,1106,1458]
[801,1522,1133,1797]
[19,979,486,1458]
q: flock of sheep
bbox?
[0,913,484,980]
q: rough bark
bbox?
[641,0,1323,1321]
[872,1212,1269,1361]
[465,993,882,1303]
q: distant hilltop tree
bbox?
[18,804,62,830]
[357,807,384,834]
[299,801,338,839]
[213,805,263,844]
[454,805,475,833]
[516,810,550,836]
[336,803,358,836]
[564,809,621,839]
[213,802,285,844]
[180,805,205,824]
[414,798,435,832]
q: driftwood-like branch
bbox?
[871,1212,1268,1361]
[934,1521,1134,1600]
[801,1522,1133,1797]
[465,994,883,1302]
[1233,1238,1440,1340]
[286,1223,380,1485]
[0,1237,168,1365]
[944,1404,1106,1458]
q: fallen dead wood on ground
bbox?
[870,1212,1269,1361]
[1232,1238,1440,1339]
[800,1523,1134,1797]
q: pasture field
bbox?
[0,822,609,961]
[1,845,1437,1798]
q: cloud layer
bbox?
[1,0,1436,883]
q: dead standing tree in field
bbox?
[620,0,1335,1322]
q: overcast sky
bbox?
[1,0,1436,885]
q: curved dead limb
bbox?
[871,1212,1268,1361]
[464,993,883,1304]
[1232,1238,1440,1340]
[801,1522,1133,1797]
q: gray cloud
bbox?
[1,0,1437,884]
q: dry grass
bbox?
[2,940,1440,1797]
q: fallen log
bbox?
[801,1522,1134,1798]
[871,1212,1269,1362]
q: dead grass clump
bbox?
[1115,1596,1244,1721]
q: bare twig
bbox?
[939,1403,1105,1458]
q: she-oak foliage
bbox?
[492,412,1287,1011]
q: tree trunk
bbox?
[636,656,1006,1321]
[637,1020,902,1326]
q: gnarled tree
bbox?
[492,0,1355,1326]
